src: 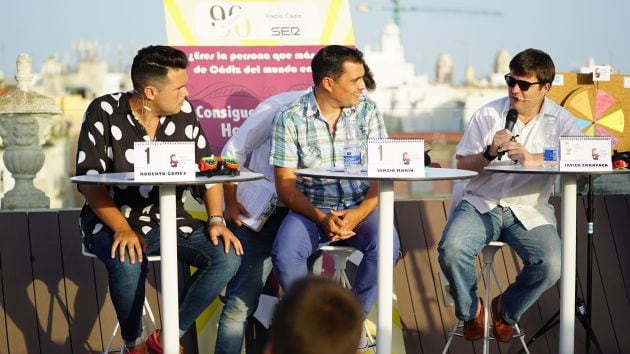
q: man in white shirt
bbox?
[216,57,379,353]
[214,89,307,354]
[438,48,582,343]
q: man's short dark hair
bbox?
[363,61,376,91]
[509,48,555,85]
[269,276,364,354]
[311,45,366,86]
[131,45,188,91]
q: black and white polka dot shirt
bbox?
[76,92,213,244]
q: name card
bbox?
[134,141,196,181]
[559,136,612,172]
[367,139,425,177]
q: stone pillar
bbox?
[0,53,60,209]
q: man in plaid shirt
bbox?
[269,46,400,342]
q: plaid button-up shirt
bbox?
[270,90,388,210]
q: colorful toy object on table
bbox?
[612,150,630,169]
[197,155,240,176]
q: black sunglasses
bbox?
[504,74,543,91]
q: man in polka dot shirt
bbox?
[75,45,242,354]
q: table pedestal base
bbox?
[160,185,179,354]
[377,180,394,353]
[560,175,577,354]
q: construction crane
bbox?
[356,0,502,27]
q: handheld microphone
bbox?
[497,109,518,160]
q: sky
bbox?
[2,0,629,84]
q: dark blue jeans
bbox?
[271,208,401,314]
[88,225,241,347]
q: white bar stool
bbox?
[82,244,160,354]
[442,241,530,354]
[315,245,375,351]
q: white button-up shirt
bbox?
[457,97,583,230]
[221,89,309,193]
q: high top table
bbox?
[295,167,478,353]
[71,171,264,354]
[484,165,630,354]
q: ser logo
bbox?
[209,4,251,37]
[271,26,301,36]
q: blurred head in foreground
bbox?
[265,276,364,354]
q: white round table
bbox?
[485,165,630,354]
[295,167,478,353]
[71,171,263,354]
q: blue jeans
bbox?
[215,207,289,354]
[438,201,561,324]
[88,225,241,347]
[271,208,401,314]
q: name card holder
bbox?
[559,136,612,172]
[367,139,425,177]
[134,141,196,181]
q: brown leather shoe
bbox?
[463,297,484,341]
[491,295,513,342]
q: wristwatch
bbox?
[482,145,498,161]
[208,215,226,226]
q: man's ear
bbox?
[321,76,334,93]
[144,85,158,100]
